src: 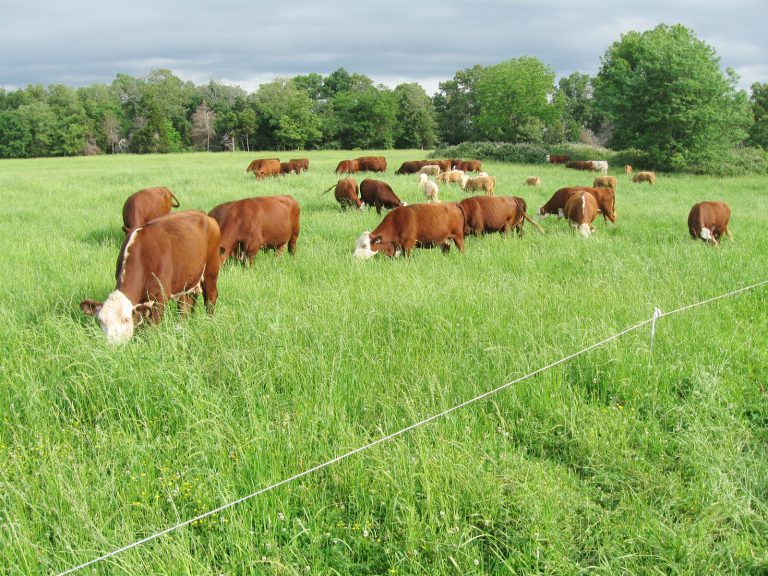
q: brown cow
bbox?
[353,203,465,259]
[80,210,222,344]
[279,162,294,175]
[359,179,404,214]
[564,192,599,237]
[395,160,430,174]
[355,156,387,172]
[289,158,309,173]
[209,195,300,264]
[625,164,633,175]
[546,154,569,164]
[455,160,482,172]
[688,201,732,245]
[336,159,360,174]
[566,160,594,171]
[246,158,280,174]
[592,175,617,190]
[460,196,544,238]
[122,186,180,234]
[538,187,616,224]
[433,159,452,172]
[632,171,656,185]
[322,178,362,210]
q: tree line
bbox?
[0,24,766,171]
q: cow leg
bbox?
[725,227,734,241]
[453,236,465,253]
[177,293,196,315]
[375,202,382,215]
[288,230,298,255]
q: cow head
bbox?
[353,232,378,260]
[80,290,153,344]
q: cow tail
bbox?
[170,192,180,207]
[320,184,335,195]
[523,210,545,234]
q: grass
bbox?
[1,150,767,575]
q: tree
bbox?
[474,57,557,143]
[394,83,437,149]
[253,79,321,149]
[191,102,216,151]
[433,65,483,144]
[556,72,597,140]
[748,82,768,149]
[0,110,30,157]
[594,24,752,170]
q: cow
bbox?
[322,178,362,210]
[336,159,360,174]
[355,156,387,172]
[688,201,732,245]
[625,164,633,175]
[418,173,440,203]
[460,195,544,238]
[279,162,295,175]
[538,187,616,224]
[592,175,617,190]
[417,164,441,176]
[289,158,309,173]
[455,160,482,172]
[565,160,594,171]
[633,171,656,185]
[359,179,404,214]
[525,176,542,186]
[209,195,300,264]
[460,174,496,196]
[395,160,430,175]
[546,154,570,164]
[80,210,222,344]
[433,159,453,172]
[436,169,465,184]
[564,191,599,237]
[353,203,465,259]
[589,160,609,174]
[122,186,180,234]
[246,158,280,177]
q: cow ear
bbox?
[132,302,154,324]
[80,299,103,316]
[122,226,130,234]
[371,235,383,245]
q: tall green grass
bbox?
[1,151,767,574]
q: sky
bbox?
[1,0,766,96]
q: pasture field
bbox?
[1,150,767,575]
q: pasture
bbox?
[1,150,767,574]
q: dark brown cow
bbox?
[395,160,430,175]
[564,191,599,237]
[246,158,280,174]
[279,162,294,175]
[80,210,222,344]
[359,179,404,214]
[122,186,180,234]
[455,160,482,172]
[565,160,594,171]
[460,196,544,238]
[355,156,387,172]
[688,201,732,245]
[538,187,616,223]
[336,159,360,174]
[353,203,466,259]
[322,178,361,210]
[289,158,309,173]
[209,195,300,264]
[433,159,452,172]
[546,154,570,164]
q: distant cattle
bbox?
[538,187,616,224]
[589,160,609,174]
[633,171,656,185]
[688,201,732,245]
[395,160,430,175]
[433,159,453,172]
[355,156,387,172]
[279,162,294,175]
[359,179,404,214]
[566,160,607,173]
[460,195,544,238]
[336,159,360,174]
[546,154,569,164]
[246,158,281,179]
[290,158,309,173]
[564,191,599,237]
[592,175,617,190]
[80,210,222,344]
[418,173,440,203]
[455,160,482,172]
[209,195,300,264]
[353,203,465,259]
[625,164,633,175]
[436,169,465,184]
[417,164,441,176]
[525,176,542,186]
[460,174,496,196]
[322,178,362,210]
[122,186,180,234]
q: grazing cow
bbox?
[395,160,430,175]
[322,178,362,210]
[80,210,222,344]
[122,186,180,234]
[632,171,656,185]
[589,160,609,174]
[290,158,309,173]
[436,169,465,184]
[246,158,279,174]
[355,156,387,172]
[592,175,617,190]
[359,179,404,214]
[564,191,599,237]
[538,187,616,224]
[249,158,281,179]
[336,159,360,174]
[279,162,295,175]
[417,164,441,176]
[418,173,440,203]
[460,195,544,238]
[546,154,570,164]
[209,195,300,264]
[625,164,633,175]
[460,174,496,196]
[353,203,465,259]
[688,201,732,245]
[433,159,452,172]
[455,160,482,172]
[566,160,604,172]
[525,176,542,186]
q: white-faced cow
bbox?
[564,191,599,237]
[688,201,732,245]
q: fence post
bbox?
[650,307,663,360]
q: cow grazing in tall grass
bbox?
[121,186,180,234]
[688,201,732,245]
[564,191,599,237]
[633,171,656,185]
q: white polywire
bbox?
[55,279,768,576]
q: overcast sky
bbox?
[1,0,766,96]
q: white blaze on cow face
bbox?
[353,232,378,260]
[578,223,592,238]
[97,290,135,344]
[700,227,713,241]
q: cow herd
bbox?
[79,155,734,343]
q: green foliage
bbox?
[0,110,30,157]
[594,24,753,171]
[394,83,438,149]
[748,82,768,149]
[433,65,484,145]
